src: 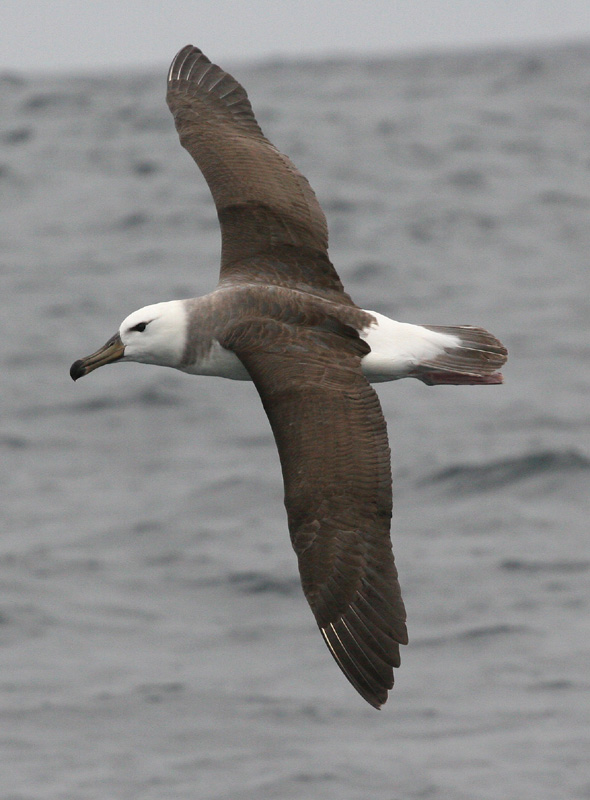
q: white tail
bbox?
[360,313,507,385]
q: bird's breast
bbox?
[181,338,251,380]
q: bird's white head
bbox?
[119,301,188,366]
[70,300,188,380]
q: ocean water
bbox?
[2,40,590,799]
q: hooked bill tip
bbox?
[70,360,86,381]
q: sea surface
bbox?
[1,40,589,799]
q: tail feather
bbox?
[414,325,507,386]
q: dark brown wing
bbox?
[167,45,352,303]
[222,315,408,708]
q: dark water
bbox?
[2,41,590,799]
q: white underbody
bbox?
[184,309,460,383]
[183,339,251,380]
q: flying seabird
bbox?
[70,45,507,709]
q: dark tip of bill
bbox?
[70,360,85,381]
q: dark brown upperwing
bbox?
[167,46,350,302]
[222,317,407,708]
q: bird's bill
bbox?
[70,332,125,381]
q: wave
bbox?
[0,434,28,449]
[227,571,300,596]
[18,386,184,419]
[23,90,90,112]
[500,558,590,574]
[414,623,530,648]
[422,449,590,492]
[1,126,33,145]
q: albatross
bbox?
[70,45,507,709]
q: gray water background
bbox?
[2,40,590,799]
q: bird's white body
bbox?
[118,301,462,384]
[186,338,250,380]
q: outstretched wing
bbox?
[167,45,352,303]
[222,315,408,708]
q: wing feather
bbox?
[222,315,407,708]
[167,45,350,299]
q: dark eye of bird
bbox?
[130,322,148,333]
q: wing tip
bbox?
[320,621,395,710]
[167,44,208,84]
